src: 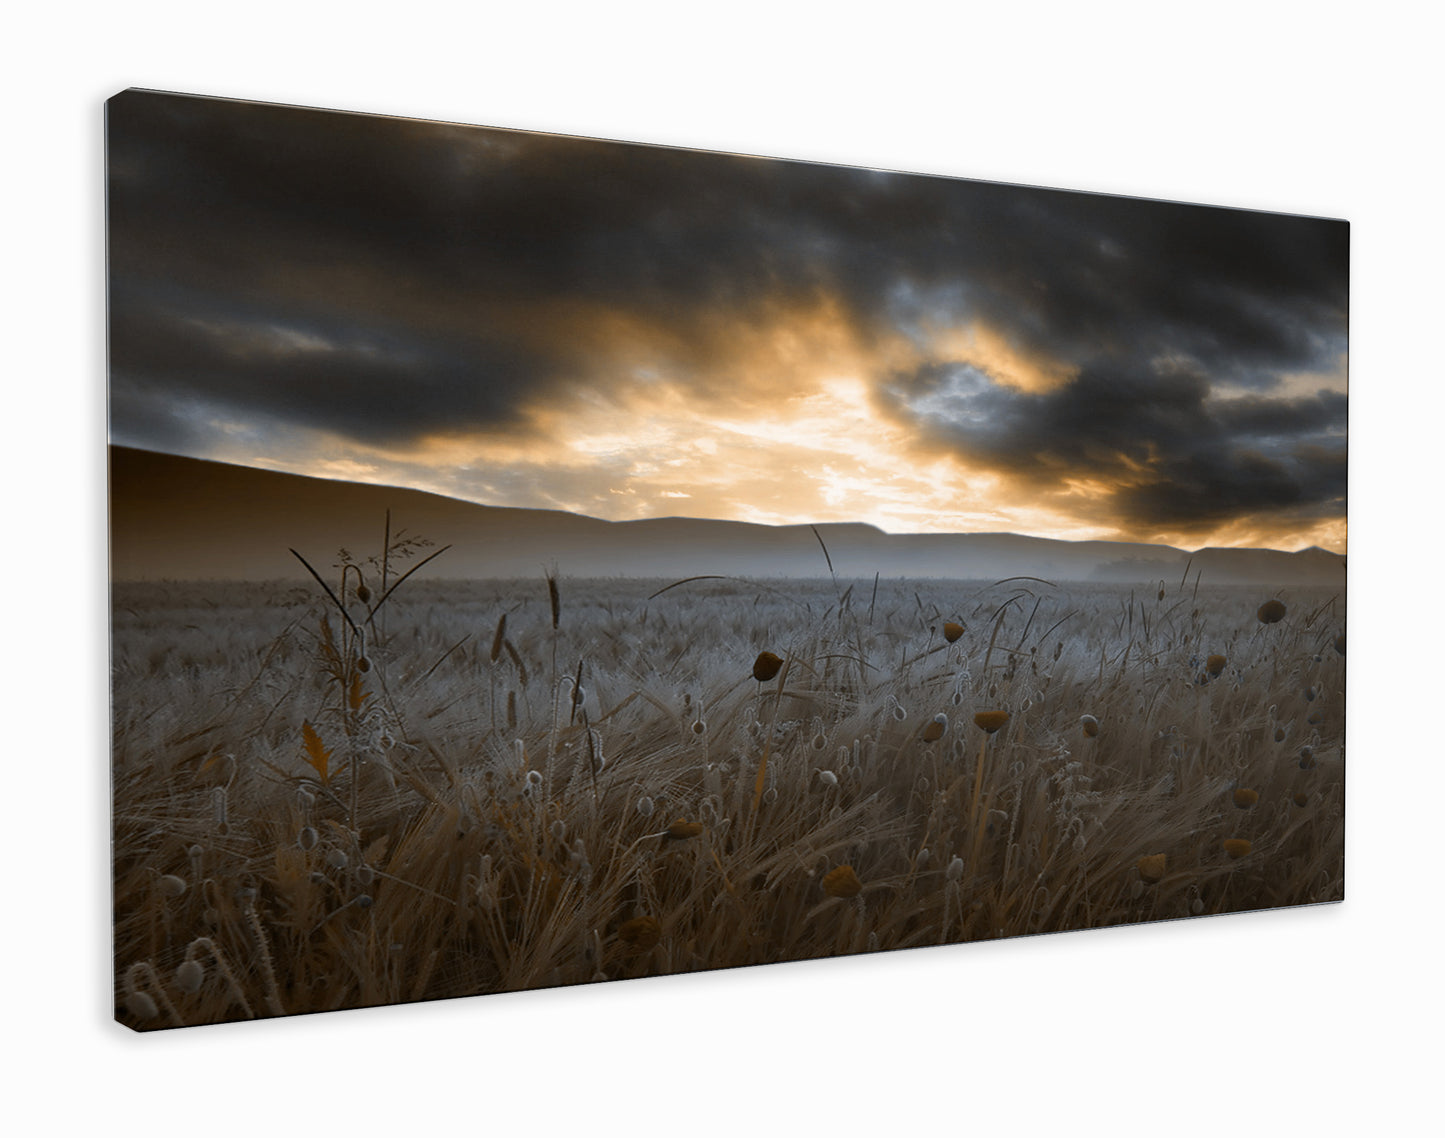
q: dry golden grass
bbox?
[111,568,1345,1029]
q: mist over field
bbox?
[110,447,1344,586]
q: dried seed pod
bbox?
[946,856,965,882]
[1333,633,1345,656]
[665,819,703,840]
[157,874,187,898]
[1080,714,1099,738]
[973,710,1010,734]
[356,656,371,673]
[1257,599,1287,624]
[1222,839,1252,859]
[636,796,655,817]
[822,865,863,898]
[1292,792,1309,807]
[618,915,662,952]
[1137,853,1167,884]
[922,714,947,743]
[297,827,319,850]
[1233,788,1260,809]
[1206,654,1227,677]
[752,651,784,682]
[175,960,205,994]
[943,621,964,643]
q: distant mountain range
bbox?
[108,446,1346,585]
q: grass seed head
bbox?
[1137,853,1167,884]
[1233,788,1260,809]
[1257,599,1287,624]
[943,621,965,643]
[752,651,783,682]
[1223,839,1252,859]
[823,864,863,898]
[974,710,1010,734]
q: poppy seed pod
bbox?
[1080,714,1099,738]
[822,865,863,898]
[665,819,703,840]
[1137,853,1167,884]
[1206,654,1227,677]
[752,651,784,682]
[943,621,964,643]
[618,915,662,951]
[1257,599,1287,624]
[922,714,947,743]
[175,960,205,994]
[974,710,1009,734]
[1223,839,1252,859]
[1233,788,1259,809]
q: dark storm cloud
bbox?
[107,89,1347,538]
[877,360,1346,535]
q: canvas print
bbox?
[108,89,1347,1030]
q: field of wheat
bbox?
[110,548,1345,1029]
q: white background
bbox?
[5,3,1440,1134]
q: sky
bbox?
[106,89,1348,552]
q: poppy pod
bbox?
[1223,839,1252,859]
[922,714,947,743]
[1136,853,1167,884]
[1293,792,1309,807]
[752,651,784,682]
[1080,714,1099,738]
[665,819,703,840]
[973,710,1010,734]
[1206,654,1227,677]
[1257,599,1287,624]
[1233,788,1259,809]
[822,864,863,898]
[618,915,662,951]
[943,621,964,643]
